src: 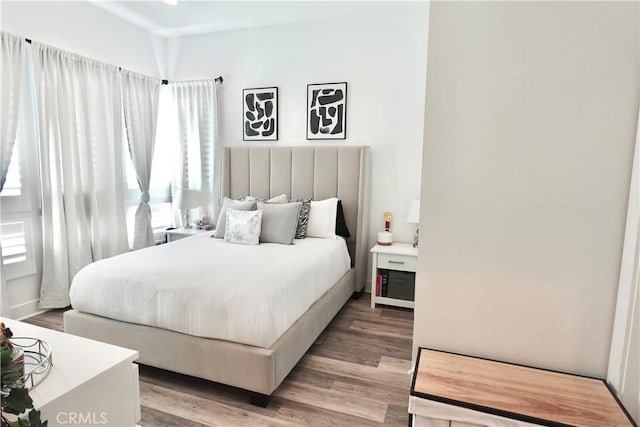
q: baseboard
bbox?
[12,299,44,320]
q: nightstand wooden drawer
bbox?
[378,253,417,272]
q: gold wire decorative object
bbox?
[11,337,53,389]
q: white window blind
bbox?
[0,141,33,276]
[1,115,38,280]
[0,221,27,265]
[0,216,36,280]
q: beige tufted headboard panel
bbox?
[221,146,370,292]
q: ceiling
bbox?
[88,1,398,38]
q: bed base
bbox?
[351,288,365,300]
[64,269,354,404]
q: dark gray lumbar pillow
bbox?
[290,198,311,239]
[257,201,302,245]
[213,197,256,238]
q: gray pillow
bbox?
[214,197,256,238]
[257,201,301,245]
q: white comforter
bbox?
[69,233,351,348]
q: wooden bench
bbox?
[409,347,636,427]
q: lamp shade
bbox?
[406,199,420,224]
[174,189,201,209]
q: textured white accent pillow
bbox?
[306,198,338,239]
[224,209,263,245]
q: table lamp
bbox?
[174,189,201,229]
[406,199,420,248]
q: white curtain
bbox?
[0,32,27,317]
[170,80,220,225]
[1,33,25,190]
[122,71,161,249]
[33,43,128,309]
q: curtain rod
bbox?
[162,77,224,85]
[24,38,223,85]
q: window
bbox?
[0,218,36,279]
[0,54,40,281]
[0,129,38,280]
[0,144,28,273]
[0,221,27,265]
[1,144,22,197]
[0,138,30,212]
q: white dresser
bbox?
[1,318,140,427]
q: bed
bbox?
[63,146,370,405]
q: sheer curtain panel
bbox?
[122,71,161,249]
[0,32,27,316]
[1,33,25,189]
[33,44,128,309]
[170,80,220,225]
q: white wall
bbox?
[0,1,163,78]
[414,1,639,378]
[0,1,165,317]
[165,3,429,279]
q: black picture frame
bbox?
[243,87,278,141]
[306,82,347,140]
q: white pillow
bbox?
[240,194,287,203]
[224,208,263,245]
[306,198,338,239]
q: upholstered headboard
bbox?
[221,146,370,292]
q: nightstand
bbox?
[166,227,208,243]
[370,243,418,309]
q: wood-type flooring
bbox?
[24,296,414,426]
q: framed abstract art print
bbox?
[306,82,347,140]
[243,87,278,141]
